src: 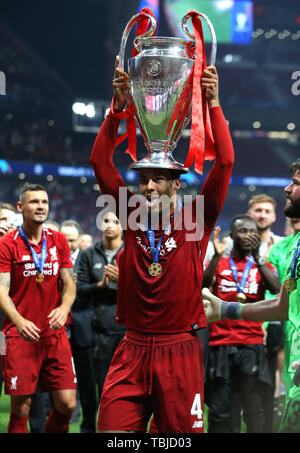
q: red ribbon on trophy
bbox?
[112,8,216,174]
[112,8,157,163]
[166,10,215,174]
[184,11,216,174]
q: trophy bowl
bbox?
[118,11,216,174]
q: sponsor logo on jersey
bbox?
[135,235,177,256]
[165,237,177,252]
[218,267,259,295]
[23,261,59,278]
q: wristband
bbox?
[221,302,243,320]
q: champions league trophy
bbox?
[118,10,217,173]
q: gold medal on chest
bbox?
[36,273,45,284]
[283,277,297,292]
[148,262,162,277]
[237,292,247,303]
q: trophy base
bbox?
[128,148,189,174]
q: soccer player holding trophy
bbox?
[90,9,234,433]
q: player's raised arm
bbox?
[90,56,128,204]
[200,66,234,233]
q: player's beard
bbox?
[32,214,47,225]
[284,196,300,218]
[256,221,273,233]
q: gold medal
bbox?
[283,277,297,292]
[237,292,247,303]
[148,262,162,277]
[36,273,44,283]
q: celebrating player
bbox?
[89,56,234,433]
[203,159,300,433]
[0,183,77,433]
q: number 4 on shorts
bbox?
[191,393,203,419]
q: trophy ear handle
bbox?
[181,11,217,66]
[118,12,157,71]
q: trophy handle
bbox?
[181,12,217,65]
[118,12,157,70]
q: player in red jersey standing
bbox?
[203,214,280,432]
[90,58,234,433]
[0,184,77,433]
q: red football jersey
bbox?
[115,202,211,333]
[0,227,73,337]
[208,255,276,346]
[90,105,234,334]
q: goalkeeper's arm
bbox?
[202,283,289,324]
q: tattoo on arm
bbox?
[60,268,74,279]
[7,297,17,310]
[0,272,17,311]
[0,272,11,289]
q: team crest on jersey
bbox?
[11,376,18,390]
[49,246,58,261]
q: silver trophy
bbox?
[118,11,217,173]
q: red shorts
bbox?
[1,330,77,395]
[97,329,204,433]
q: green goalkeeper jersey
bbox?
[284,232,300,374]
[267,234,296,289]
[266,234,297,388]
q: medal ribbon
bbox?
[146,200,182,263]
[146,230,165,264]
[18,225,47,275]
[291,238,300,279]
[229,255,254,294]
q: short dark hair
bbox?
[138,169,181,181]
[170,170,181,181]
[44,219,59,229]
[0,202,16,213]
[230,214,256,232]
[19,183,48,202]
[290,159,300,176]
[59,220,80,233]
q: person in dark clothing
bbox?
[76,211,125,402]
[203,215,280,433]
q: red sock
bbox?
[8,412,29,433]
[44,408,72,433]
